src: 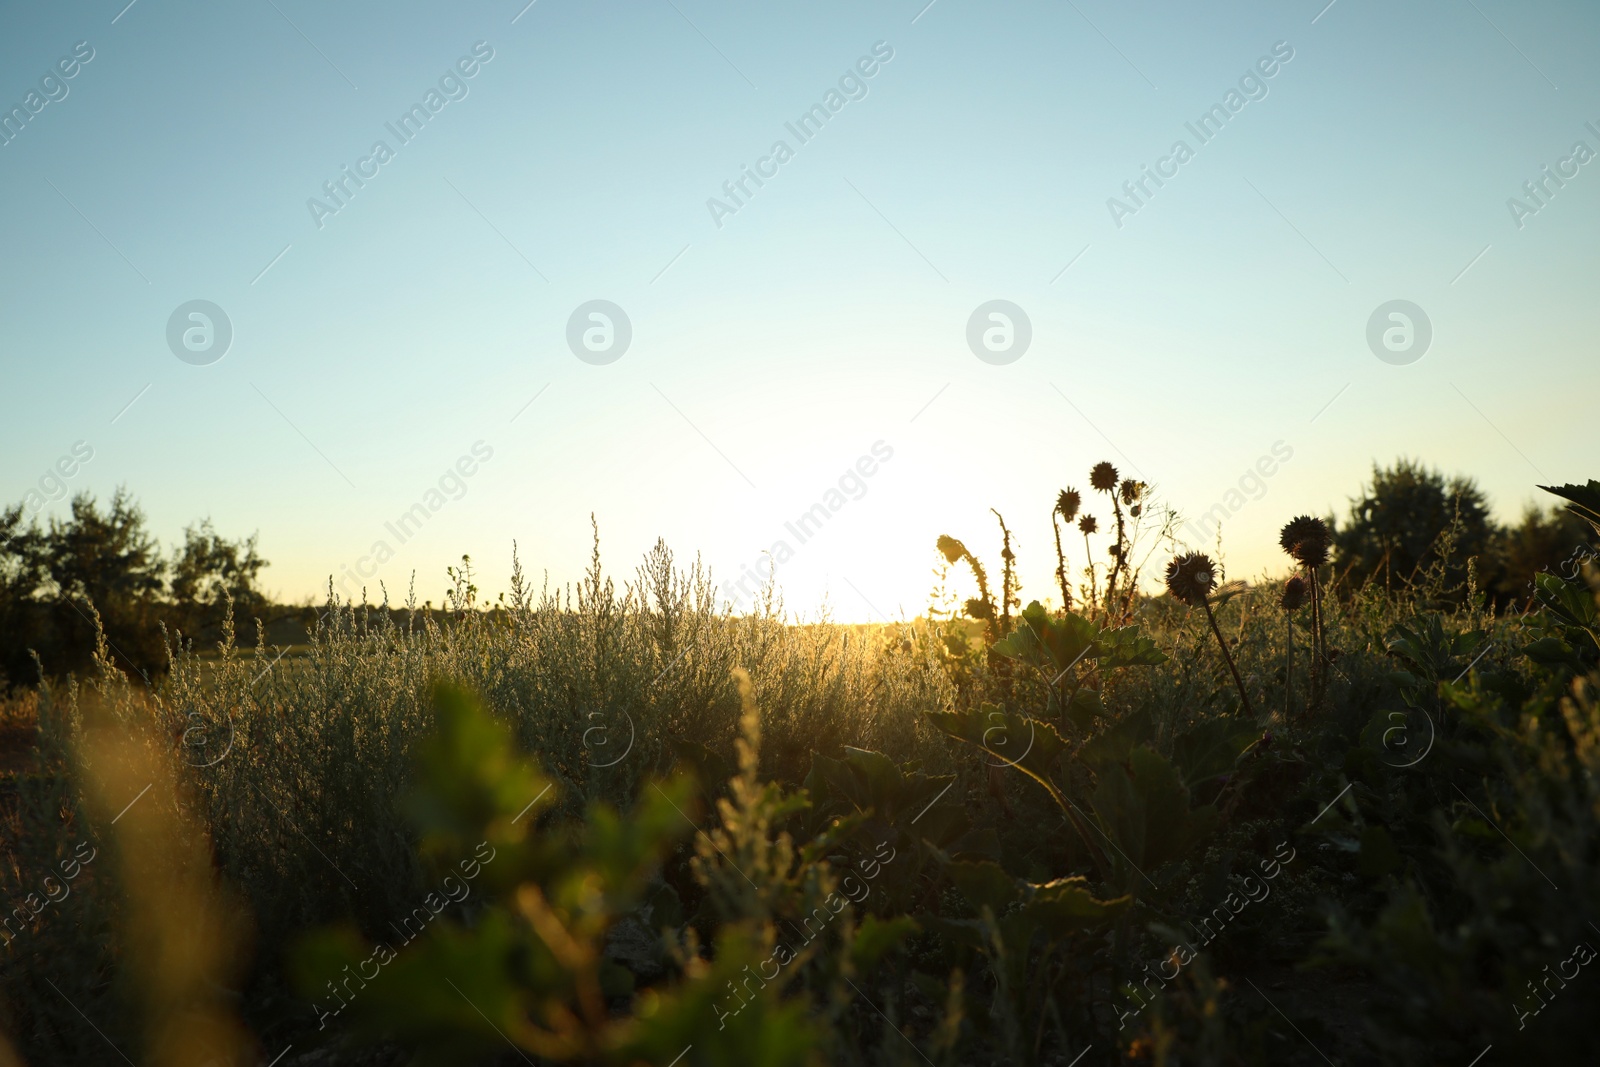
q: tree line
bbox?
[1329,458,1595,609]
[0,460,1592,690]
[0,488,267,687]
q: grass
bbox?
[0,499,1595,1066]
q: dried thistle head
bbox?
[1279,516,1330,568]
[963,597,994,621]
[936,534,967,565]
[1165,552,1215,606]
[1057,489,1081,523]
[1119,479,1144,505]
[1078,514,1098,535]
[1090,462,1119,493]
[1281,576,1307,611]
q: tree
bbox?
[41,489,168,680]
[0,490,274,685]
[170,519,268,637]
[0,505,51,688]
[1331,460,1494,601]
[1485,504,1597,610]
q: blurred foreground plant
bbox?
[291,678,830,1067]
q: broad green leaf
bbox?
[994,601,1100,675]
[946,860,1017,914]
[1024,876,1131,936]
[1075,708,1154,770]
[1535,571,1599,631]
[404,681,554,861]
[1065,688,1105,732]
[841,746,902,798]
[1096,626,1170,668]
[1539,479,1600,537]
[1171,719,1260,789]
[928,705,1066,783]
[1090,745,1217,882]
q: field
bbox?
[1,482,1598,1067]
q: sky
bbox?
[1,0,1594,623]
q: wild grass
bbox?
[2,534,967,1056]
[0,478,1594,1066]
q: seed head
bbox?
[1056,488,1081,523]
[1078,514,1098,535]
[1165,552,1215,606]
[1090,462,1119,492]
[936,534,967,565]
[1281,576,1307,611]
[1119,479,1144,505]
[964,597,994,621]
[1279,516,1330,568]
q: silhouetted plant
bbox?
[1280,576,1306,720]
[936,534,997,642]
[1053,488,1081,611]
[991,509,1020,635]
[1165,552,1252,716]
[1078,514,1099,614]
[1280,516,1330,705]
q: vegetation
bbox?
[0,465,1596,1066]
[0,490,266,686]
[1330,459,1591,611]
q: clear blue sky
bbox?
[2,0,1594,621]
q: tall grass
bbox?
[3,536,964,1057]
[1,505,1586,1064]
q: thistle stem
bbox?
[1083,533,1097,616]
[1203,599,1253,717]
[1284,615,1294,723]
[1308,566,1325,705]
[1107,496,1127,621]
[1053,513,1072,611]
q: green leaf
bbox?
[927,705,1067,783]
[841,746,903,797]
[1024,877,1131,936]
[1075,708,1155,770]
[1524,635,1579,667]
[403,682,555,864]
[1091,745,1217,881]
[1171,719,1260,789]
[946,860,1017,914]
[1385,616,1489,683]
[994,601,1100,674]
[994,602,1168,675]
[1539,479,1600,537]
[1129,746,1215,867]
[1065,688,1106,733]
[1535,571,1599,631]
[849,914,919,972]
[1096,625,1170,668]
